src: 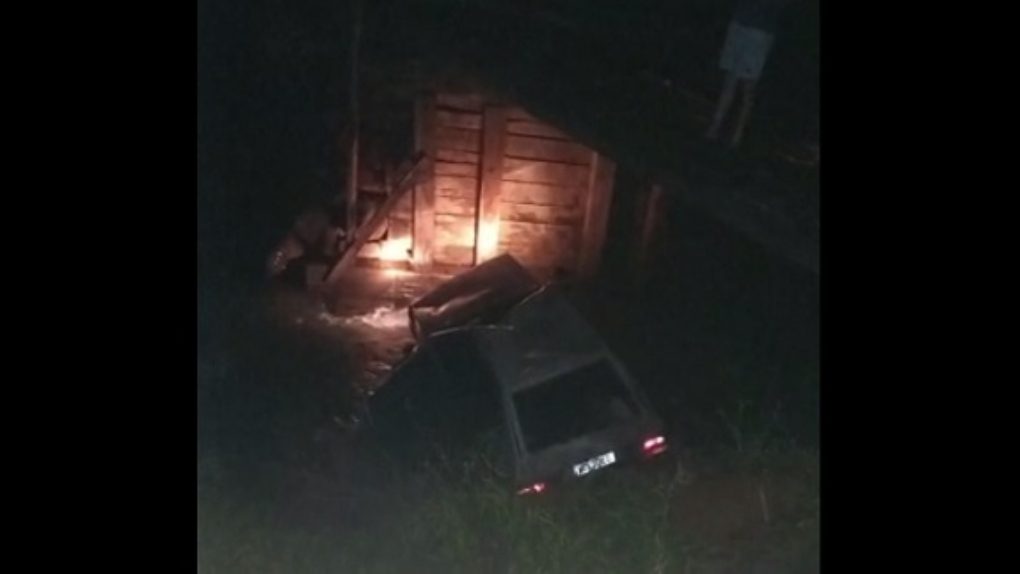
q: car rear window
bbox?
[512,360,640,452]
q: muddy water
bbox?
[264,268,449,395]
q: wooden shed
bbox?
[354,90,616,281]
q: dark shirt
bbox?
[733,0,790,34]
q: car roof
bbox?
[473,287,618,394]
[387,255,646,416]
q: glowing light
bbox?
[642,435,667,456]
[475,219,501,263]
[642,436,665,450]
[377,236,412,261]
[319,305,408,329]
[517,482,546,495]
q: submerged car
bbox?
[365,255,668,495]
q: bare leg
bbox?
[731,79,757,148]
[706,72,740,140]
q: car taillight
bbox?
[517,482,547,495]
[642,435,667,456]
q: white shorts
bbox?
[719,21,774,80]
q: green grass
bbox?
[198,444,818,574]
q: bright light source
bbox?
[642,435,667,456]
[642,436,665,450]
[475,220,501,263]
[377,236,412,261]
[517,482,547,495]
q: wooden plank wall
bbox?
[498,106,593,273]
[412,94,437,265]
[477,106,507,264]
[432,93,483,266]
[402,91,615,277]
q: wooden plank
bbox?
[433,244,475,266]
[392,191,413,217]
[437,92,485,112]
[436,109,482,130]
[435,212,476,230]
[577,152,616,278]
[388,217,411,240]
[435,176,478,198]
[500,201,581,226]
[503,158,591,187]
[345,0,362,233]
[499,220,577,240]
[498,220,578,269]
[413,94,436,265]
[506,119,570,140]
[436,126,481,152]
[436,194,477,217]
[501,181,581,206]
[323,153,425,284]
[436,149,480,164]
[387,156,415,230]
[496,252,575,274]
[435,214,476,246]
[505,135,591,165]
[435,161,479,177]
[476,106,507,264]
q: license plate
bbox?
[573,451,616,477]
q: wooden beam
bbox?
[345,0,363,233]
[504,134,591,165]
[476,105,507,264]
[413,94,437,266]
[577,152,616,278]
[323,154,425,285]
[502,158,590,187]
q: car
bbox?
[363,255,669,495]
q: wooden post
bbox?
[345,0,362,233]
[475,105,507,265]
[577,152,616,278]
[632,183,664,285]
[412,94,436,267]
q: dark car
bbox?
[364,255,669,495]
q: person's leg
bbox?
[731,78,757,148]
[706,71,740,140]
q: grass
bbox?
[198,293,819,573]
[199,314,818,574]
[198,438,818,574]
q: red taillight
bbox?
[517,482,547,495]
[642,435,667,456]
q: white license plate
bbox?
[573,451,616,477]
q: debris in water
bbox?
[317,312,347,327]
[317,304,409,330]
